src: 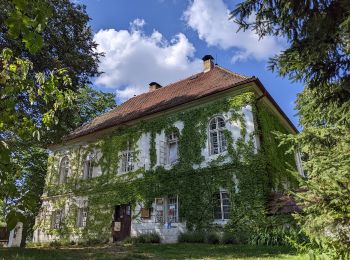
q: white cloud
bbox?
[183,0,284,62]
[93,19,202,101]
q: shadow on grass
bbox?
[0,243,305,260]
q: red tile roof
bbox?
[65,66,253,140]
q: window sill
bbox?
[212,219,229,225]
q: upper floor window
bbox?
[166,132,179,165]
[59,156,70,183]
[83,153,95,179]
[120,142,134,173]
[214,191,230,220]
[209,116,227,155]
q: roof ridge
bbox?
[215,65,251,79]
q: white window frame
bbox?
[214,191,230,221]
[154,196,179,223]
[83,153,95,179]
[120,142,134,173]
[166,132,179,165]
[208,116,227,155]
[59,156,70,184]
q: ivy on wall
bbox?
[36,91,298,242]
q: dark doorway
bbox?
[112,204,131,242]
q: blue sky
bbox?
[79,0,303,128]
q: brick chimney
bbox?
[149,82,162,92]
[202,55,214,72]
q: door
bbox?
[112,204,131,241]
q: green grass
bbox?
[0,243,307,260]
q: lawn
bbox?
[0,243,307,260]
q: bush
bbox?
[206,232,220,244]
[49,240,61,248]
[221,232,238,244]
[178,231,206,243]
[132,233,161,244]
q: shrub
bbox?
[221,232,238,244]
[178,231,206,243]
[133,233,161,244]
[49,240,61,248]
[206,232,220,244]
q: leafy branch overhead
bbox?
[5,0,52,53]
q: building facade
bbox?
[33,56,301,244]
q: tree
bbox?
[1,0,116,245]
[232,1,350,258]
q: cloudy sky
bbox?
[79,0,303,128]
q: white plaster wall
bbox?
[34,103,259,244]
[7,222,23,247]
[200,105,256,167]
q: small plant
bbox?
[178,231,206,243]
[132,233,161,244]
[49,240,61,248]
[206,232,220,244]
[221,232,238,244]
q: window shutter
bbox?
[159,140,167,165]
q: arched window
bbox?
[209,116,227,155]
[83,153,95,179]
[59,156,70,183]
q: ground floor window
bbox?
[76,208,88,228]
[51,210,62,229]
[155,196,178,224]
[214,191,230,220]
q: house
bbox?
[33,55,302,244]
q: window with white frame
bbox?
[59,156,70,183]
[76,207,88,228]
[120,142,134,173]
[209,116,227,155]
[166,132,179,165]
[83,153,95,179]
[51,210,62,229]
[155,196,179,223]
[214,191,230,220]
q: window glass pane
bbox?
[210,132,219,154]
[167,197,178,223]
[155,198,164,223]
[210,118,217,130]
[213,193,222,219]
[59,157,69,183]
[168,143,178,164]
[221,192,230,219]
[219,131,227,152]
[218,117,225,128]
[121,143,133,172]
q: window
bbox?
[167,196,178,223]
[166,132,179,165]
[51,210,62,229]
[120,142,134,173]
[76,208,88,228]
[155,196,178,223]
[209,117,227,155]
[214,191,230,220]
[59,156,70,183]
[83,153,95,179]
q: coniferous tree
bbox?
[232,1,350,258]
